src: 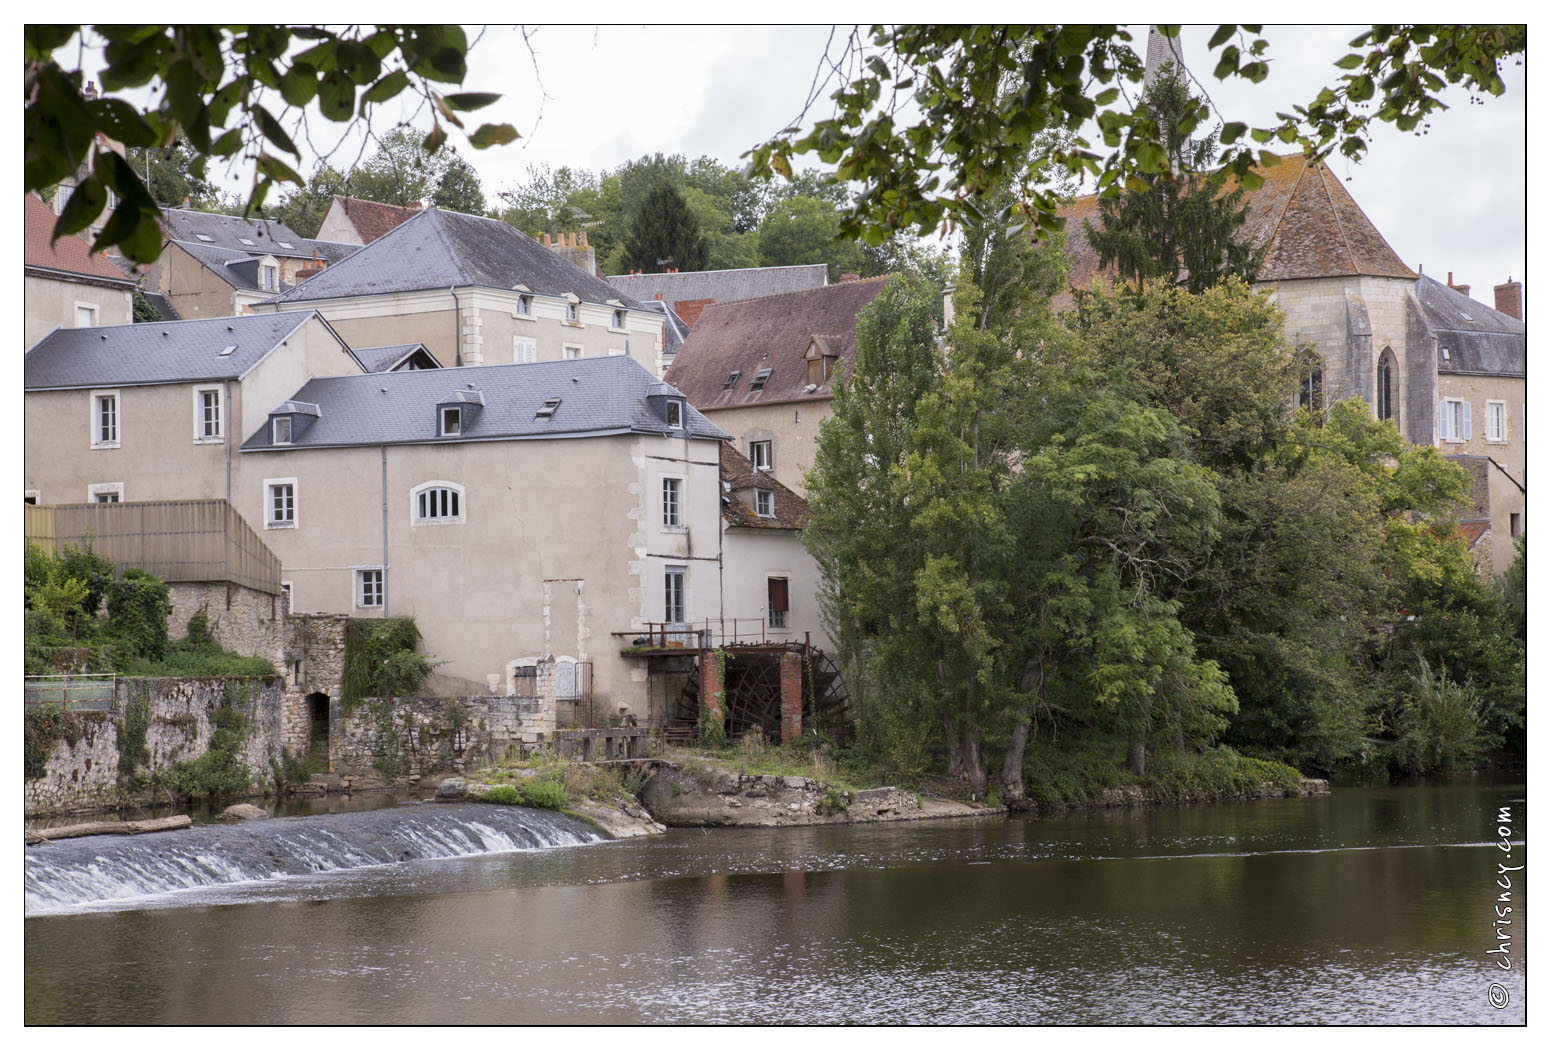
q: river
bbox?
[24,778,1525,1024]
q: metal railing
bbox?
[25,500,282,595]
[24,674,117,711]
[618,618,795,649]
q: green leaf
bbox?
[280,62,319,107]
[95,150,157,208]
[440,92,501,111]
[361,70,409,106]
[1335,53,1363,70]
[467,122,519,149]
[1207,25,1235,50]
[317,69,356,121]
[87,98,159,148]
[24,25,77,60]
[91,203,163,262]
[256,152,305,186]
[1219,121,1247,144]
[253,105,300,156]
[53,177,108,239]
[422,121,448,155]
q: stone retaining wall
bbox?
[330,694,548,787]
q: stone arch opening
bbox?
[306,692,330,745]
[1376,347,1398,423]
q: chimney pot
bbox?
[543,233,552,248]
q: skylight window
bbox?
[535,397,562,420]
[195,234,214,242]
[750,368,773,392]
[723,370,741,390]
[277,241,294,249]
[238,237,256,246]
[219,345,236,356]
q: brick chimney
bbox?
[1494,278,1523,320]
[550,230,597,276]
[1447,271,1470,298]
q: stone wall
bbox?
[281,614,349,755]
[25,676,286,816]
[330,694,547,786]
[168,581,289,667]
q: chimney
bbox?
[84,80,98,101]
[1494,278,1523,321]
[1447,271,1471,298]
[552,231,596,276]
[543,233,552,248]
[840,273,861,283]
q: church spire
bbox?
[1142,26,1186,90]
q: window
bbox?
[751,368,773,392]
[261,264,277,292]
[664,566,686,625]
[281,582,293,615]
[75,303,97,327]
[749,440,772,471]
[277,241,295,250]
[1376,349,1396,422]
[91,390,119,448]
[88,482,123,503]
[357,569,383,609]
[1510,513,1522,538]
[441,406,462,436]
[272,417,292,445]
[612,308,626,329]
[266,479,297,528]
[516,294,532,316]
[238,237,256,247]
[514,337,536,364]
[662,477,682,527]
[563,345,583,360]
[566,301,579,323]
[1439,398,1470,443]
[413,483,465,524]
[723,370,741,390]
[1486,400,1507,443]
[807,356,834,386]
[195,233,214,242]
[768,577,790,629]
[1297,356,1323,412]
[755,489,774,518]
[194,386,222,442]
[24,491,39,505]
[666,398,684,429]
[535,397,562,420]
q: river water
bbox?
[24,779,1526,1024]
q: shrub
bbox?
[1391,658,1488,774]
[159,697,253,801]
[342,618,438,709]
[483,779,569,810]
[105,570,172,664]
[25,703,78,780]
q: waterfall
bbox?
[24,803,605,916]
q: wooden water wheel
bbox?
[670,644,848,744]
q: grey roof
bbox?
[160,207,312,260]
[637,299,688,356]
[351,343,441,373]
[267,207,646,309]
[298,238,361,265]
[26,312,329,389]
[171,239,271,292]
[139,291,181,322]
[1415,275,1526,377]
[603,264,829,307]
[239,355,728,451]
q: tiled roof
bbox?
[605,264,829,314]
[159,207,312,260]
[24,193,136,287]
[268,207,646,310]
[719,443,809,530]
[636,299,689,357]
[352,343,442,373]
[1416,275,1526,378]
[170,239,271,292]
[1057,152,1416,306]
[26,312,329,388]
[664,278,891,409]
[1459,519,1491,550]
[238,355,727,451]
[333,196,423,243]
[298,238,361,265]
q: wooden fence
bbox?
[25,500,282,595]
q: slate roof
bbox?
[140,291,181,322]
[299,239,362,265]
[25,193,136,288]
[1415,275,1526,378]
[605,264,829,311]
[170,239,274,293]
[719,443,809,530]
[239,355,727,450]
[25,312,327,389]
[1057,151,1416,307]
[159,207,313,260]
[637,299,689,357]
[664,278,891,409]
[268,207,646,309]
[351,343,442,373]
[329,196,423,243]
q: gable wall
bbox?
[24,274,134,348]
[699,399,833,499]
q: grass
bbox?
[466,751,647,806]
[118,638,275,677]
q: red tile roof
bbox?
[720,443,810,530]
[664,278,891,409]
[334,196,423,243]
[24,193,135,287]
[1057,152,1415,307]
[1459,520,1490,550]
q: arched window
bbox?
[1298,353,1324,413]
[1376,348,1397,423]
[411,481,466,524]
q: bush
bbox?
[342,618,438,709]
[1391,658,1488,774]
[105,570,172,664]
[160,701,252,801]
[25,703,78,780]
[483,779,569,810]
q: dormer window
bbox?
[536,397,562,420]
[750,368,772,392]
[441,406,461,436]
[277,240,295,250]
[516,294,532,316]
[261,264,278,292]
[612,308,626,329]
[272,417,292,445]
[566,301,579,323]
[723,370,741,390]
[666,398,684,429]
[755,489,774,518]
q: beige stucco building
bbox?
[24,192,136,347]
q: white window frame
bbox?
[515,294,533,318]
[755,488,775,518]
[411,481,466,525]
[664,565,687,626]
[271,416,293,445]
[265,477,298,529]
[666,398,684,429]
[90,389,120,449]
[440,406,462,437]
[514,337,537,364]
[193,385,223,443]
[749,440,772,471]
[87,482,123,504]
[356,568,384,609]
[565,300,580,323]
[24,489,40,505]
[1439,398,1470,443]
[1485,399,1507,443]
[611,308,627,331]
[767,575,790,630]
[74,301,98,327]
[563,344,583,360]
[662,476,685,530]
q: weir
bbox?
[24,803,605,916]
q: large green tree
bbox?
[757,195,866,279]
[621,183,708,273]
[274,165,353,238]
[432,155,487,214]
[25,25,515,262]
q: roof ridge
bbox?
[1260,154,1307,267]
[1313,162,1361,275]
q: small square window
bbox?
[277,241,295,250]
[613,308,626,329]
[272,417,292,445]
[441,406,462,436]
[749,441,772,471]
[75,304,97,327]
[755,489,774,518]
[358,569,383,608]
[266,481,296,528]
[514,338,536,364]
[564,345,583,360]
[566,301,579,323]
[750,368,772,392]
[88,482,123,504]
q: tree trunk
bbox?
[1001,714,1030,809]
[1127,739,1146,778]
[943,710,966,778]
[964,730,989,798]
